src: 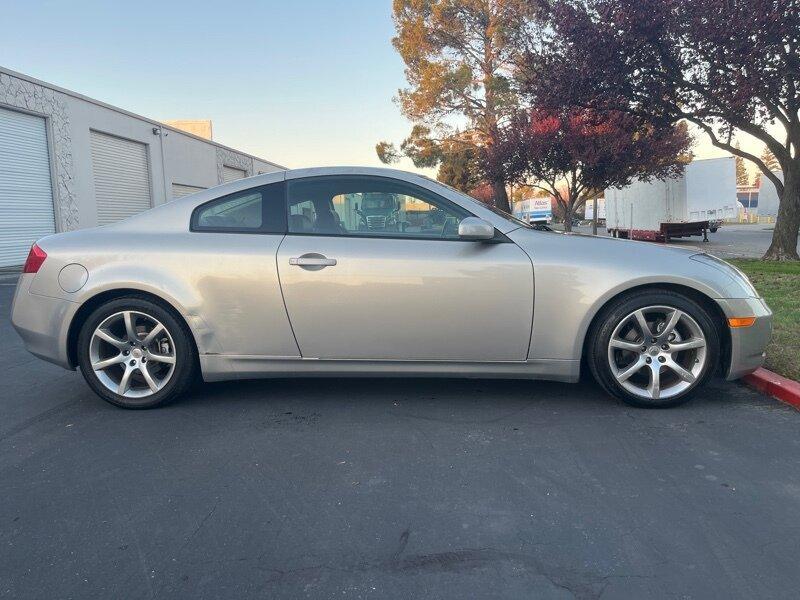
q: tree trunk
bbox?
[562,202,573,232]
[492,179,511,213]
[763,161,800,261]
[592,196,598,236]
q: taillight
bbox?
[22,243,47,274]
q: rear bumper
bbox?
[11,274,77,369]
[714,297,773,380]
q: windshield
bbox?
[424,177,534,229]
[480,202,533,229]
[363,195,396,209]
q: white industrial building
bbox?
[0,66,284,268]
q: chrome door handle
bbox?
[289,255,337,267]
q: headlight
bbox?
[690,254,759,297]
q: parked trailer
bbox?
[606,157,738,242]
[584,198,606,222]
[756,170,783,218]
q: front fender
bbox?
[507,229,750,362]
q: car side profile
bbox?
[11,167,772,409]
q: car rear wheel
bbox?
[588,290,720,408]
[77,297,196,409]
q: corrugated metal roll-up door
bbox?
[0,107,56,268]
[171,183,206,199]
[90,131,152,225]
[222,165,246,182]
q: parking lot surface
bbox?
[2,282,800,599]
[566,223,797,260]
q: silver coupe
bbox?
[11,167,772,409]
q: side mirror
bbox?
[458,217,495,241]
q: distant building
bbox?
[736,185,759,210]
[0,67,284,267]
[163,119,213,140]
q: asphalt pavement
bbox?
[563,222,797,260]
[2,282,800,599]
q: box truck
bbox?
[513,197,553,225]
[606,157,739,242]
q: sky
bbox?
[0,0,422,171]
[0,0,774,182]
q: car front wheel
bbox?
[77,296,196,409]
[588,290,720,408]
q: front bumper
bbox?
[714,297,773,380]
[11,274,78,369]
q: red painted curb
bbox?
[743,367,800,410]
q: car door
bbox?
[276,175,533,361]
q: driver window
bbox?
[286,176,468,239]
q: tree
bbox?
[436,144,483,193]
[468,182,495,204]
[761,146,781,173]
[496,108,693,231]
[530,0,800,260]
[376,127,483,193]
[735,144,749,187]
[377,0,538,212]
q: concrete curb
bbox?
[743,368,800,410]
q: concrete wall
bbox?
[0,66,284,232]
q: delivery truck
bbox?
[513,197,553,225]
[606,157,739,242]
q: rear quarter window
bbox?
[190,182,287,233]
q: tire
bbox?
[77,296,197,409]
[587,289,720,408]
[709,227,718,233]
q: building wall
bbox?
[0,67,284,233]
[0,69,78,231]
[162,119,213,140]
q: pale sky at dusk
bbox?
[0,0,774,180]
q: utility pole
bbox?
[592,196,598,236]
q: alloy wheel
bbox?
[607,305,708,401]
[89,310,177,398]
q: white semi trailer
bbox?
[756,170,783,218]
[606,157,738,242]
[584,198,606,221]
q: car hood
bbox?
[507,227,752,300]
[511,227,701,260]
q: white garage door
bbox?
[91,131,152,225]
[222,165,246,182]
[171,183,206,199]
[0,107,56,268]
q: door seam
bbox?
[275,233,303,357]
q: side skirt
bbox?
[199,355,580,384]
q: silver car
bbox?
[11,167,772,409]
